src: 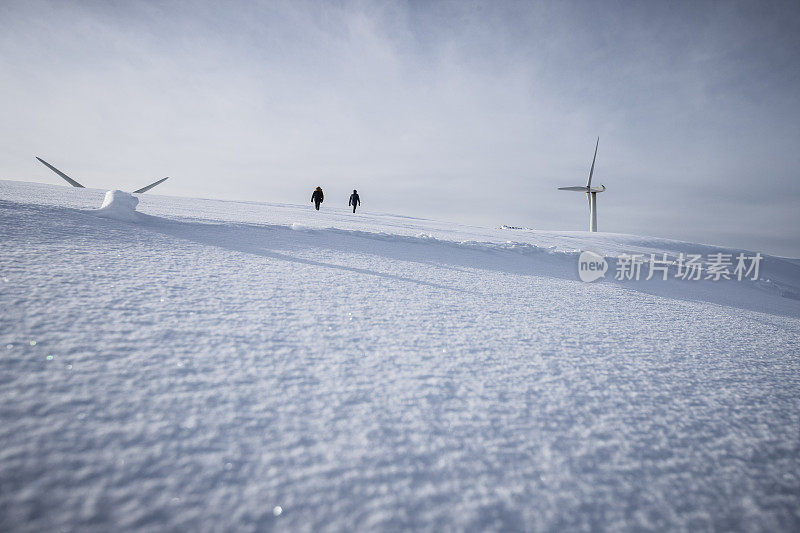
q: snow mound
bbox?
[94,190,139,222]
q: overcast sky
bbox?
[2,0,799,256]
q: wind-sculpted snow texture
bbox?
[1,180,799,532]
[94,190,140,222]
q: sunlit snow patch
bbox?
[93,190,140,222]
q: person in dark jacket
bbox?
[311,186,324,210]
[348,189,361,213]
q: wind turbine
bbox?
[558,137,605,232]
[35,157,169,194]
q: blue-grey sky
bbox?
[2,0,799,255]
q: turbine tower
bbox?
[558,137,606,232]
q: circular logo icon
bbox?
[578,251,607,282]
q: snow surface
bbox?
[1,179,799,532]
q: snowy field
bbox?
[1,179,799,532]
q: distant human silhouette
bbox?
[311,186,324,210]
[349,189,361,213]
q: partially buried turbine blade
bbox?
[133,177,168,194]
[35,157,85,188]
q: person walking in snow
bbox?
[349,189,361,213]
[311,186,324,210]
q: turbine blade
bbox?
[35,157,84,188]
[132,177,168,194]
[558,186,589,191]
[586,137,599,188]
